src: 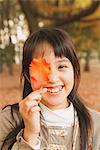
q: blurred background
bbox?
[0,0,100,111]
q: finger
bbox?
[29,105,41,113]
[19,99,39,111]
[39,88,47,95]
[27,93,41,101]
[26,88,47,102]
[31,88,47,97]
[19,88,47,109]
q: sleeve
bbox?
[93,111,100,150]
[12,129,41,150]
[0,106,18,148]
[0,106,41,150]
[89,109,100,150]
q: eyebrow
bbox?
[56,58,69,63]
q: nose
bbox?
[48,69,59,83]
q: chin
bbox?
[47,99,65,107]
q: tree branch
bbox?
[54,1,100,26]
[18,0,100,31]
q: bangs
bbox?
[32,28,74,60]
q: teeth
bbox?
[47,87,62,93]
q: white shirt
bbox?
[40,102,76,127]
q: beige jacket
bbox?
[0,106,100,150]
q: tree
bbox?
[18,0,100,33]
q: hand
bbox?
[19,88,47,145]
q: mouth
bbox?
[46,85,64,94]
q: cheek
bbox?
[62,71,74,87]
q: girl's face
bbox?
[33,42,74,110]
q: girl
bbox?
[0,28,100,150]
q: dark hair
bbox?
[3,28,92,150]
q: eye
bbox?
[58,65,68,69]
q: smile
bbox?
[46,86,63,94]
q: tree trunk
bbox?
[18,0,39,33]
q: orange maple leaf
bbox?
[29,58,51,90]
